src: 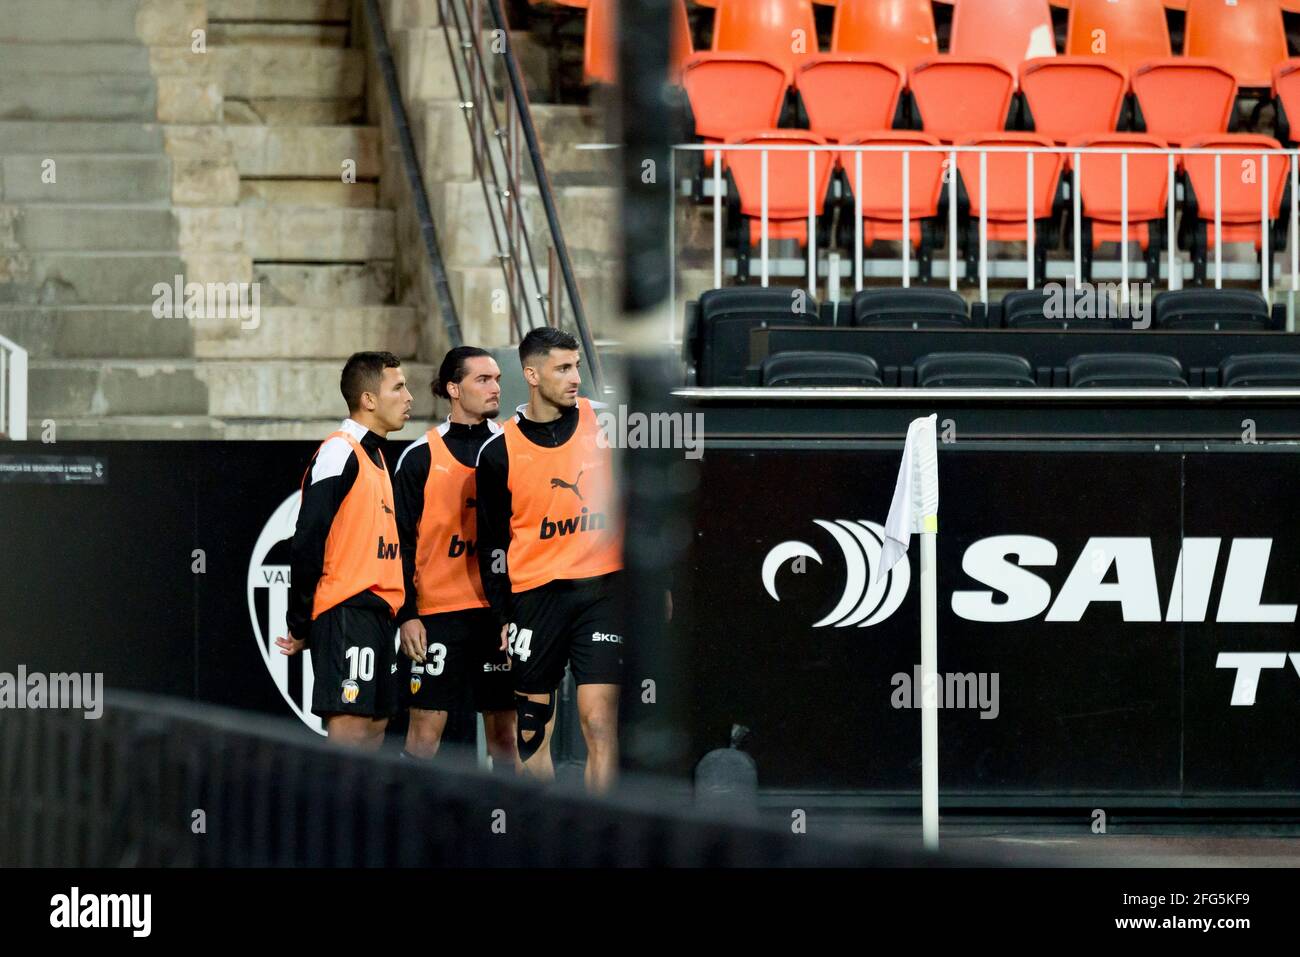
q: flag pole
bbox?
[879,413,940,850]
[920,513,939,850]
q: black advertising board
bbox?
[678,443,1300,801]
[1,440,1298,803]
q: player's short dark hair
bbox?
[519,327,579,368]
[340,351,402,411]
[432,346,492,399]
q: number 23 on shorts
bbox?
[506,623,533,662]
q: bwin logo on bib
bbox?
[762,520,910,628]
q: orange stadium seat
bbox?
[795,55,905,142]
[1273,59,1300,144]
[681,53,789,165]
[1064,0,1171,72]
[949,0,1058,74]
[1183,0,1286,89]
[1183,134,1289,243]
[1019,57,1126,144]
[958,132,1064,278]
[908,57,1016,143]
[1070,133,1171,279]
[1130,59,1237,145]
[724,130,835,254]
[712,0,820,83]
[584,0,693,84]
[837,131,947,277]
[830,0,939,73]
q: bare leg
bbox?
[405,707,449,759]
[482,709,520,772]
[325,714,388,751]
[576,683,620,795]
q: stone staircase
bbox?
[0,0,434,439]
[389,2,631,347]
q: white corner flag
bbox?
[878,414,939,583]
[880,414,941,850]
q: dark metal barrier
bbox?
[0,692,979,867]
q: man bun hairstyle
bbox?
[340,351,401,411]
[518,326,579,368]
[432,345,492,400]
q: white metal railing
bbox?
[0,334,28,441]
[671,142,1300,339]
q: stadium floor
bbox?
[793,814,1300,866]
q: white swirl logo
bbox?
[762,520,910,628]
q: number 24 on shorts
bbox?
[506,623,533,662]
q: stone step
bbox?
[386,0,442,28]
[394,27,458,103]
[0,43,153,74]
[209,0,349,21]
[254,262,395,306]
[527,183,618,268]
[428,179,617,269]
[0,306,194,359]
[1,155,171,204]
[194,306,418,359]
[221,125,381,179]
[416,100,474,185]
[532,104,616,177]
[208,23,348,46]
[210,46,364,99]
[417,101,613,189]
[203,360,436,419]
[29,359,208,417]
[31,415,223,440]
[0,0,203,45]
[0,252,187,306]
[2,205,179,251]
[0,73,157,122]
[152,206,396,260]
[239,181,378,207]
[222,98,362,126]
[0,121,165,154]
[243,206,395,260]
[447,263,620,344]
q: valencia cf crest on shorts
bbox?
[410,674,422,695]
[341,678,360,704]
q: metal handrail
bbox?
[438,0,606,392]
[361,0,463,346]
[0,334,28,441]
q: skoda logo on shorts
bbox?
[248,493,325,736]
[762,520,910,628]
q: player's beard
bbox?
[540,378,578,409]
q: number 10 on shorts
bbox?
[345,645,375,681]
[507,623,533,662]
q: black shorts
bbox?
[508,572,625,694]
[309,603,400,721]
[402,607,514,713]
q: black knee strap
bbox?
[516,694,554,762]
